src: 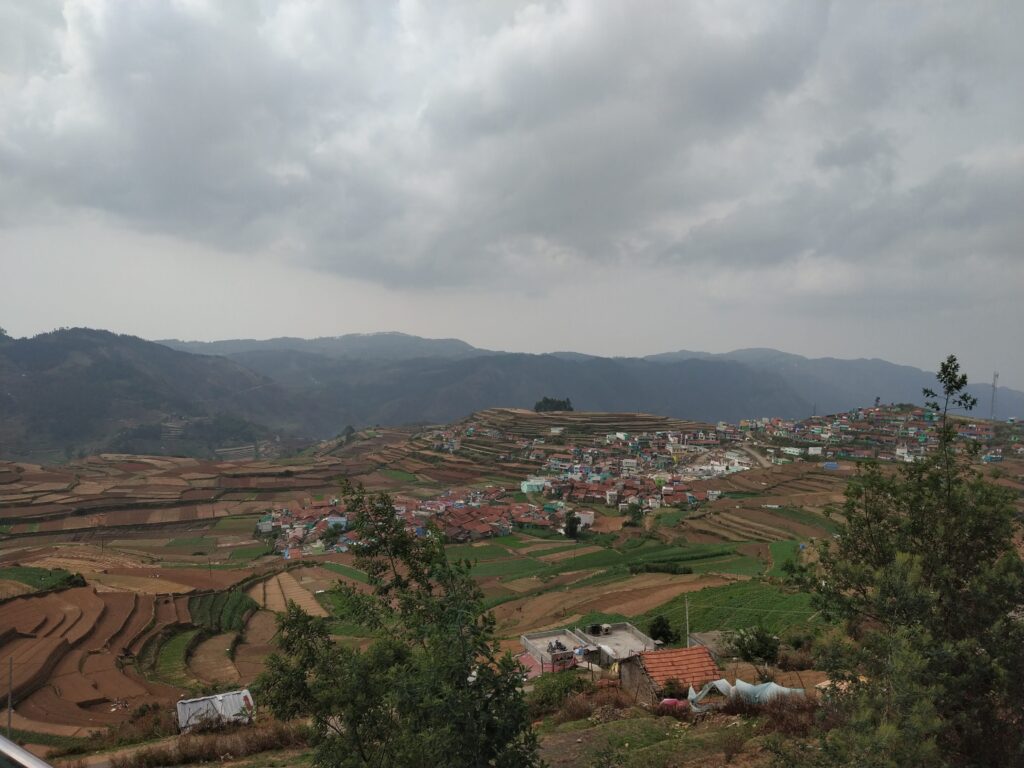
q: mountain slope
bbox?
[248,353,811,427]
[0,329,320,460]
[160,332,489,361]
[2,328,1019,462]
[646,348,1024,419]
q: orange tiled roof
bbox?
[639,646,719,690]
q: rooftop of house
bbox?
[575,622,658,660]
[639,645,720,690]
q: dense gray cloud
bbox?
[1,1,1022,385]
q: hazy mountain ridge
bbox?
[0,328,1020,462]
[645,348,1023,419]
[160,332,489,361]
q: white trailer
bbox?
[176,689,255,732]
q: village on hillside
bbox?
[261,403,1021,558]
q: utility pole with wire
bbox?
[7,655,12,739]
[990,371,999,422]
[685,596,690,648]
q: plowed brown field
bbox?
[246,572,327,617]
[188,632,240,685]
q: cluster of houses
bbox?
[525,474,725,514]
[257,485,593,557]
[747,404,1000,463]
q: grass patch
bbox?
[656,508,688,527]
[320,562,370,584]
[213,516,262,533]
[316,591,373,637]
[776,506,840,535]
[567,610,630,629]
[769,540,801,578]
[445,543,514,562]
[168,536,216,554]
[470,558,550,580]
[7,729,88,750]
[229,544,271,561]
[380,469,418,483]
[687,554,764,577]
[499,535,536,549]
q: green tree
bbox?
[648,614,679,645]
[727,625,779,672]
[534,396,573,412]
[784,356,1024,767]
[624,503,644,527]
[564,510,580,539]
[257,484,540,768]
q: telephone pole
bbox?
[7,655,12,739]
[684,596,690,648]
[990,372,999,422]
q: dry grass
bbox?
[553,686,635,724]
[108,719,308,768]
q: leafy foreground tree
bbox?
[257,485,541,768]
[782,356,1024,767]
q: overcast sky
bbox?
[1,1,1021,387]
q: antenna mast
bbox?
[990,371,999,421]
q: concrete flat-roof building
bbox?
[520,622,658,674]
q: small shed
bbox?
[176,689,255,732]
[621,646,719,705]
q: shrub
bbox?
[660,677,686,699]
[526,671,594,718]
[553,686,634,724]
[553,693,593,723]
[761,697,819,737]
[653,701,692,721]
[777,647,814,671]
[720,731,747,763]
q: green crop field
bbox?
[155,628,201,686]
[686,554,764,577]
[229,544,271,561]
[381,469,418,483]
[470,558,550,579]
[188,591,258,631]
[640,581,818,634]
[168,536,216,554]
[0,566,77,591]
[445,543,514,562]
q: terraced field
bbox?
[1,586,186,732]
[188,632,240,685]
[246,571,328,616]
